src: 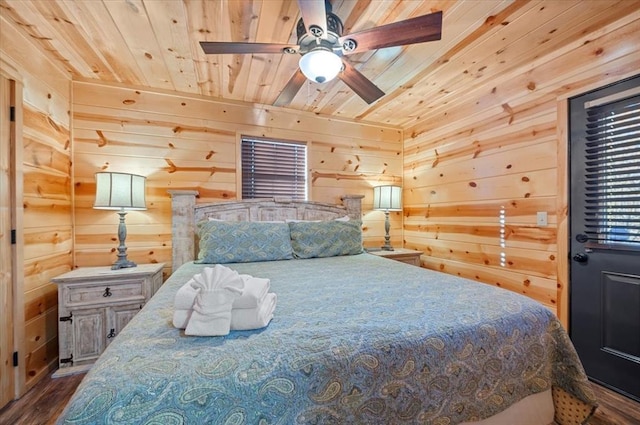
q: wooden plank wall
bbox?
[402,10,640,321]
[71,80,403,273]
[0,15,72,392]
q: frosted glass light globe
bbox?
[299,49,342,83]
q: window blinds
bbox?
[583,94,640,247]
[241,138,307,200]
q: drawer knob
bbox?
[103,287,112,297]
[107,328,115,339]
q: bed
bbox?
[57,191,597,425]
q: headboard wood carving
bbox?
[168,190,364,272]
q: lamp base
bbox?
[381,210,394,251]
[111,259,137,270]
[112,210,137,270]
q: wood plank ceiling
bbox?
[1,0,636,127]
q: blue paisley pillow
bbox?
[289,220,363,259]
[195,221,293,264]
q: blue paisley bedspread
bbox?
[57,254,595,424]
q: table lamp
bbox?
[373,185,402,251]
[93,172,146,269]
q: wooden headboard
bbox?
[168,191,364,272]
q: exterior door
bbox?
[569,74,640,401]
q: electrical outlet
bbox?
[536,211,548,227]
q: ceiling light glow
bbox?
[299,49,342,83]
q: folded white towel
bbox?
[185,290,239,336]
[230,293,277,331]
[183,265,244,336]
[173,293,277,332]
[235,275,270,309]
[190,265,244,293]
[174,273,270,310]
[174,278,198,310]
[173,308,191,329]
[174,265,244,311]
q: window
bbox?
[241,137,307,200]
[572,80,640,248]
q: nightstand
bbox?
[51,263,164,377]
[368,248,422,267]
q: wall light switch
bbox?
[536,211,548,227]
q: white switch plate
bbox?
[536,211,548,227]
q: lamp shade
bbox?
[373,185,402,211]
[94,172,147,211]
[299,49,343,83]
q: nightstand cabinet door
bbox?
[52,263,164,377]
[108,303,144,346]
[67,307,106,366]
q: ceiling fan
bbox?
[200,0,442,106]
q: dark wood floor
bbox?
[0,371,85,425]
[588,383,640,425]
[1,371,639,424]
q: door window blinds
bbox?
[582,91,640,248]
[241,137,307,200]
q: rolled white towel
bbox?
[230,293,277,331]
[235,275,270,309]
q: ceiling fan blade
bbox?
[339,11,442,55]
[274,69,307,107]
[200,41,297,55]
[297,0,327,38]
[338,60,385,104]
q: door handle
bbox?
[576,233,589,243]
[573,252,589,263]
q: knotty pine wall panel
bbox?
[72,81,402,270]
[21,106,71,387]
[403,14,640,320]
[1,14,73,392]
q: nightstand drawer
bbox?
[368,248,422,267]
[392,255,421,266]
[63,279,146,307]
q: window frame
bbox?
[569,75,640,252]
[239,136,309,201]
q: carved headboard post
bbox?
[341,194,365,220]
[169,190,199,273]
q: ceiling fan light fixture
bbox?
[299,49,342,83]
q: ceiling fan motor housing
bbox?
[295,12,344,55]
